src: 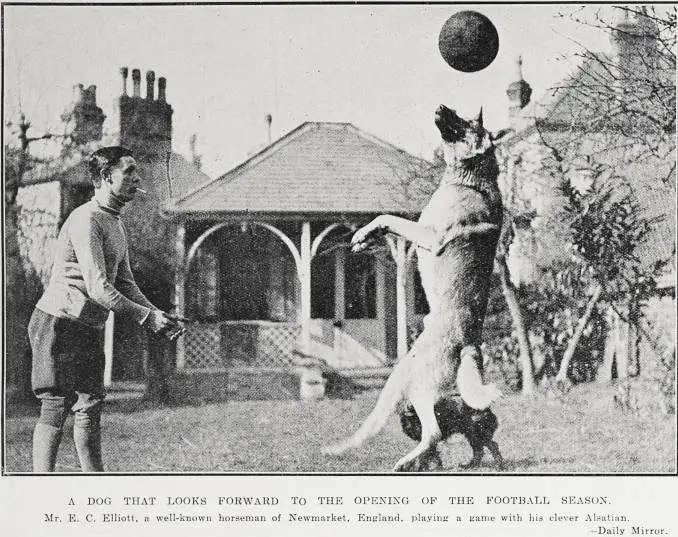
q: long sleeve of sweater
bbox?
[69,214,151,325]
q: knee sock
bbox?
[73,406,104,472]
[33,395,71,472]
[32,423,63,472]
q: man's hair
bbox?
[87,146,134,187]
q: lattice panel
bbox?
[184,324,224,369]
[252,324,301,366]
[183,322,301,370]
[222,324,257,366]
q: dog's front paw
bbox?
[351,220,385,252]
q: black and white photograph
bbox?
[2,1,677,534]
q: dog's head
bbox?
[435,104,510,163]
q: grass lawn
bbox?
[4,382,675,473]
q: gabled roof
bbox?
[169,122,431,216]
[507,48,675,144]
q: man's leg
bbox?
[72,393,105,472]
[32,392,74,472]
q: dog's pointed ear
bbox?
[475,107,484,129]
[491,128,513,143]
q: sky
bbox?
[4,3,618,177]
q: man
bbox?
[28,146,181,472]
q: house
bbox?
[14,68,210,396]
[165,121,433,400]
[497,10,676,384]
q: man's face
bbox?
[106,156,141,202]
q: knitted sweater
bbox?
[36,200,154,328]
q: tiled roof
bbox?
[507,49,675,143]
[502,50,676,273]
[170,122,431,216]
[533,53,612,125]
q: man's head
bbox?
[87,146,141,202]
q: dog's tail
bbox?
[322,355,411,456]
[457,346,501,410]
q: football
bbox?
[438,11,499,73]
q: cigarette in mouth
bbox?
[136,188,147,194]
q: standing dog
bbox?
[399,395,505,471]
[324,105,507,471]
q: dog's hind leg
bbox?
[486,440,506,470]
[421,447,443,471]
[457,345,501,410]
[392,391,442,472]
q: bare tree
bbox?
[495,218,536,394]
[4,113,74,399]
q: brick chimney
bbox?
[62,83,106,144]
[114,66,173,159]
[506,56,532,128]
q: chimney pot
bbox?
[132,69,141,97]
[158,77,167,102]
[514,55,524,81]
[146,70,155,100]
[73,84,85,103]
[265,114,272,144]
[67,81,104,144]
[120,67,129,96]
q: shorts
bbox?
[28,308,106,397]
[36,391,104,415]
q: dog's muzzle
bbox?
[435,105,469,143]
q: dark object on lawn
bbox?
[399,395,505,470]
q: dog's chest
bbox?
[418,184,463,234]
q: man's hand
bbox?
[145,310,184,341]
